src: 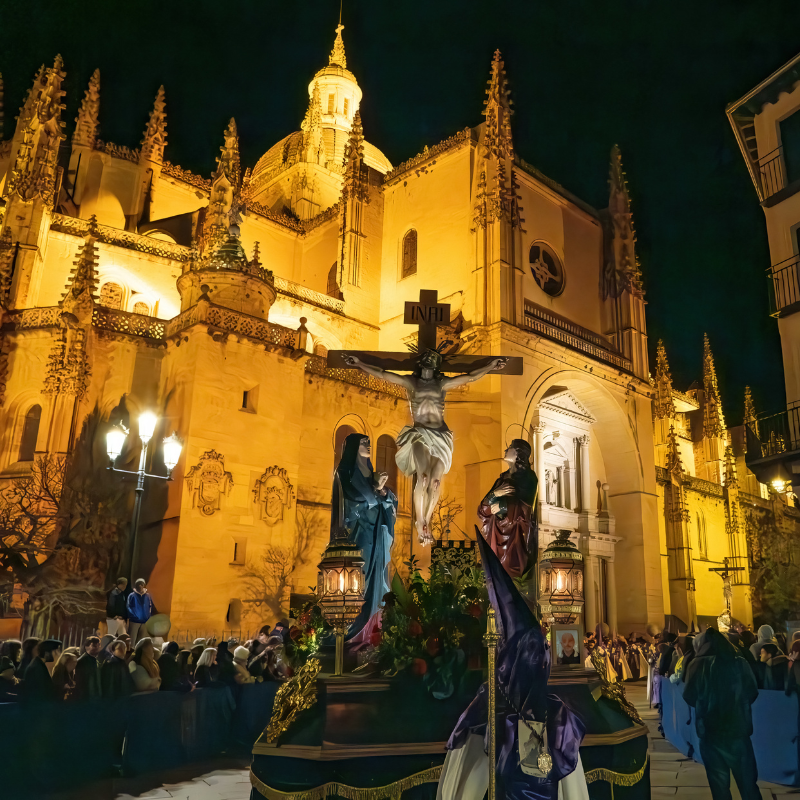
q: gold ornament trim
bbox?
[584,752,649,787]
[264,657,321,744]
[589,648,644,726]
[249,765,442,800]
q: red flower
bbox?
[299,613,311,625]
[467,603,482,618]
[407,620,423,637]
[411,658,428,676]
[369,630,382,647]
[306,628,315,636]
[425,636,440,656]
[289,626,302,641]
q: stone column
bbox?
[583,552,598,634]
[533,425,546,522]
[578,434,591,512]
[606,558,619,633]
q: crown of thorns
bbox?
[406,340,453,363]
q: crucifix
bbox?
[708,557,745,614]
[327,289,522,546]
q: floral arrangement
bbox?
[287,601,330,667]
[371,555,488,699]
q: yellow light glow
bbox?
[339,571,345,593]
[556,570,565,592]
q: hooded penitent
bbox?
[438,531,585,800]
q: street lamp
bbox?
[106,413,183,583]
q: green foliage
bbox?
[373,555,487,699]
[288,599,331,666]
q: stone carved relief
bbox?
[253,466,295,525]
[184,450,233,516]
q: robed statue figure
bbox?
[477,438,538,579]
[332,433,398,639]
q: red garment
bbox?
[478,491,533,578]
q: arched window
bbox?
[132,301,149,316]
[99,282,123,310]
[314,342,328,358]
[327,263,342,299]
[402,229,417,278]
[696,511,708,559]
[18,405,41,462]
[529,242,565,297]
[375,434,398,493]
[334,425,358,471]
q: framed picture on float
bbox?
[550,623,584,670]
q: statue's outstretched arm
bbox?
[341,354,411,388]
[442,357,508,389]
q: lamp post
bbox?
[106,412,182,583]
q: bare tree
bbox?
[428,493,465,542]
[242,505,318,620]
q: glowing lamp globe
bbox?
[138,411,158,443]
[106,427,127,461]
[539,529,584,625]
[162,433,183,473]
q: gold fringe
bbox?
[250,765,443,800]
[584,752,649,787]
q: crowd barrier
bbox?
[0,681,279,797]
[659,676,800,787]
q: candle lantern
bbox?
[317,527,365,676]
[539,529,584,625]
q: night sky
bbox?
[2,0,798,422]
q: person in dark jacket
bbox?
[16,637,39,679]
[215,642,236,685]
[683,628,760,800]
[785,641,800,697]
[658,631,677,675]
[760,643,789,690]
[22,639,62,702]
[74,636,102,701]
[0,639,22,671]
[106,577,129,636]
[0,656,20,702]
[158,641,184,691]
[126,579,155,644]
[100,640,134,699]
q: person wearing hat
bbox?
[22,639,62,702]
[126,579,156,645]
[0,656,20,702]
[74,636,102,701]
[233,646,256,685]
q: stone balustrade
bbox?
[305,354,406,399]
[273,275,345,314]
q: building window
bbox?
[696,512,708,559]
[402,229,417,278]
[781,108,800,186]
[99,282,123,310]
[313,342,328,357]
[343,98,349,117]
[327,263,342,299]
[529,242,565,297]
[226,598,242,626]
[327,94,335,114]
[132,301,149,316]
[375,434,398,493]
[241,386,259,413]
[18,405,41,462]
[231,538,247,565]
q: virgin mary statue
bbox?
[331,433,398,639]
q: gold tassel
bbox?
[250,765,443,800]
[584,752,649,787]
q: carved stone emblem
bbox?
[185,450,233,516]
[253,466,295,525]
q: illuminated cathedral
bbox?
[0,24,792,636]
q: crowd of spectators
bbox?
[0,578,299,704]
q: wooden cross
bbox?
[327,289,523,374]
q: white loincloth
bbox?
[396,425,454,476]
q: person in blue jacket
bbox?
[126,579,156,644]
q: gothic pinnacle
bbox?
[215,117,241,189]
[666,423,683,474]
[329,23,347,68]
[724,445,739,489]
[141,85,167,163]
[73,69,100,149]
[654,339,676,419]
[482,49,513,158]
[62,224,100,304]
[702,333,726,438]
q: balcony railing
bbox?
[759,146,787,200]
[746,401,800,459]
[768,254,800,316]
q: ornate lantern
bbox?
[539,529,584,625]
[317,527,365,676]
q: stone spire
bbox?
[666,424,684,475]
[61,217,100,316]
[603,145,643,299]
[702,334,726,438]
[0,228,14,304]
[301,82,326,164]
[482,50,513,159]
[329,23,347,68]
[744,386,757,435]
[724,445,739,489]
[341,109,367,202]
[73,69,100,149]
[140,86,167,163]
[654,340,676,420]
[214,117,241,189]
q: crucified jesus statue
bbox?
[342,349,508,545]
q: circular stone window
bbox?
[529,242,565,297]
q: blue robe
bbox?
[332,434,397,639]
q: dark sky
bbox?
[2,0,797,423]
